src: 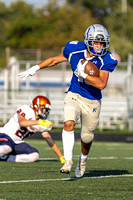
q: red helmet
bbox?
[32,95,51,119]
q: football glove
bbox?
[18,65,40,80]
[77,59,88,79]
[38,119,53,129]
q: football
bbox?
[82,60,99,77]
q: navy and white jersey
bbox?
[63,41,118,100]
[0,105,52,144]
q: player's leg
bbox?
[75,98,101,177]
[0,133,14,160]
[41,132,65,163]
[60,92,81,174]
[6,142,39,162]
[75,141,92,178]
[0,144,12,156]
[60,121,75,173]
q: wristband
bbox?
[80,71,88,79]
[35,65,40,71]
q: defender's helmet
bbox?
[84,24,110,56]
[32,95,51,119]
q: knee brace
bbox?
[81,131,94,144]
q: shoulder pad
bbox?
[63,41,86,59]
[101,51,118,72]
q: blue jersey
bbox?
[63,41,118,100]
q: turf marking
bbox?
[39,156,133,160]
[0,174,133,184]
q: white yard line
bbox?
[39,157,133,160]
[0,174,133,184]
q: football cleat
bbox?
[75,156,87,178]
[59,156,65,164]
[60,160,73,174]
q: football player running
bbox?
[18,24,118,177]
[0,95,65,163]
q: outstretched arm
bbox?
[18,114,53,129]
[18,53,67,80]
[18,114,39,127]
[38,53,67,69]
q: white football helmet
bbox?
[84,24,110,56]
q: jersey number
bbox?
[110,54,116,61]
[17,109,25,117]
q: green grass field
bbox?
[0,139,133,200]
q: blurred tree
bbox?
[0,3,9,47]
[0,0,132,66]
[5,1,42,48]
[66,0,133,61]
[39,3,95,50]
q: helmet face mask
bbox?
[32,96,51,119]
[84,24,110,56]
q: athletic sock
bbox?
[81,153,88,160]
[62,129,75,161]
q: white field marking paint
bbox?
[105,143,123,146]
[39,157,119,160]
[87,157,133,160]
[0,174,133,184]
[38,158,59,161]
[75,156,118,159]
[94,143,122,147]
[124,157,133,160]
[63,156,133,160]
[107,147,133,151]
